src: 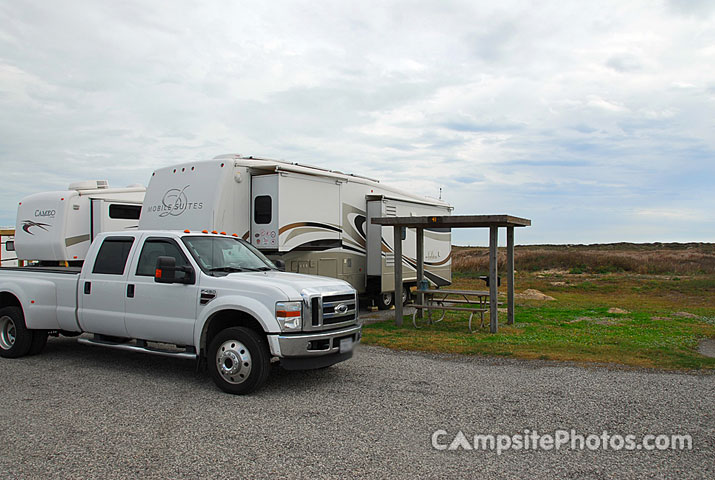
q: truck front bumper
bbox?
[267,324,362,370]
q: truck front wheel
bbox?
[0,306,33,358]
[208,327,270,395]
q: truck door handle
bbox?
[127,284,135,298]
[84,281,91,294]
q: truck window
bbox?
[109,204,142,220]
[92,237,135,275]
[136,239,191,276]
[254,195,272,224]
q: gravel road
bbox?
[1,337,713,479]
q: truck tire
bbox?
[376,292,394,310]
[28,331,48,355]
[208,327,270,395]
[0,306,33,358]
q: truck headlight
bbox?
[276,301,302,331]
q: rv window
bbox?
[92,237,135,275]
[109,204,142,220]
[136,239,191,277]
[254,195,272,224]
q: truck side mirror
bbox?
[155,256,195,284]
[155,256,177,283]
[274,259,286,272]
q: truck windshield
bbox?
[182,236,275,274]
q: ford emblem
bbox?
[335,303,349,315]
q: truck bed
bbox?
[0,266,82,331]
[0,266,82,274]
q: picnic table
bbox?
[408,288,491,333]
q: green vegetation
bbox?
[362,244,715,370]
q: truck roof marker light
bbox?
[220,231,226,235]
[232,233,238,237]
[184,229,191,233]
[202,230,208,234]
[212,230,218,234]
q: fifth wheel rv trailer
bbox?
[13,180,145,265]
[138,155,452,309]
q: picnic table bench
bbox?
[408,288,492,332]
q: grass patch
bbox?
[362,271,715,370]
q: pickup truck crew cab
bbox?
[0,230,361,394]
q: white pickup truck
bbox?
[0,230,361,394]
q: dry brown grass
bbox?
[453,243,715,275]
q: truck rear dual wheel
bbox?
[29,331,48,355]
[0,306,49,358]
[0,306,33,358]
[208,327,270,395]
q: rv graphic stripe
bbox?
[342,244,366,255]
[278,222,342,235]
[65,234,91,247]
[21,220,50,235]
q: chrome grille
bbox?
[302,288,358,331]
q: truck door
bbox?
[124,237,198,345]
[78,236,135,337]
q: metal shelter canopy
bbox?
[370,215,531,333]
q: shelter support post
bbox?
[416,227,424,319]
[370,215,531,331]
[489,226,499,333]
[507,226,515,325]
[393,226,403,326]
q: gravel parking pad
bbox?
[1,337,713,479]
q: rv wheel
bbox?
[402,287,411,306]
[376,292,394,310]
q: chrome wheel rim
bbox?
[216,340,252,385]
[0,315,16,350]
[381,293,392,307]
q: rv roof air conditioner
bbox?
[68,180,110,191]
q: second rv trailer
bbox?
[138,155,452,307]
[14,180,145,264]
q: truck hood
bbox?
[218,270,354,299]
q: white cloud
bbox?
[0,0,713,243]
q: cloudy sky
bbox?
[1,0,713,245]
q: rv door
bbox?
[251,175,279,249]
